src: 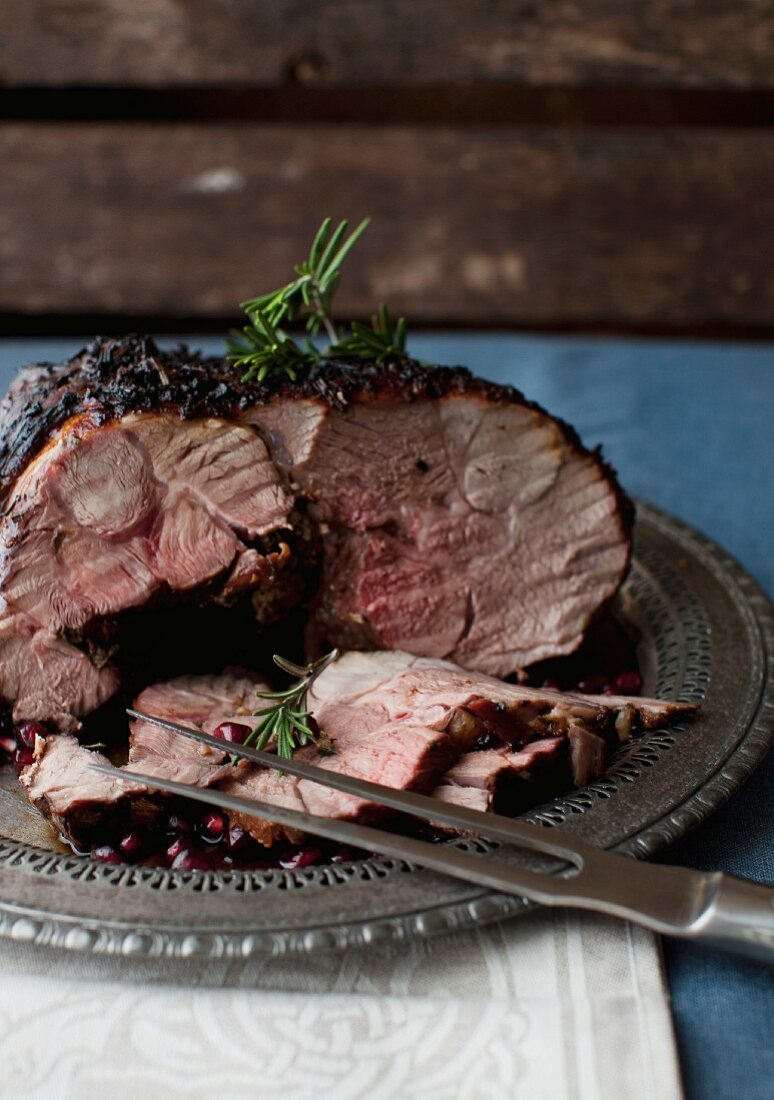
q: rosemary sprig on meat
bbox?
[328,304,408,364]
[225,309,317,383]
[245,649,338,760]
[227,218,409,381]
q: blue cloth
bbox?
[0,333,772,1100]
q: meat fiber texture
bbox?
[0,336,633,736]
[128,670,263,788]
[21,656,695,848]
[21,734,145,825]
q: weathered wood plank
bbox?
[2,1,773,90]
[0,123,771,327]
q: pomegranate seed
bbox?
[201,811,226,842]
[280,847,321,870]
[166,837,188,861]
[11,746,34,770]
[213,721,251,744]
[119,830,143,856]
[166,813,190,835]
[92,845,121,864]
[577,674,607,694]
[615,671,643,695]
[16,721,46,749]
[0,734,17,756]
[331,847,356,863]
[171,848,212,872]
[541,678,560,690]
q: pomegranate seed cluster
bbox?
[79,802,338,873]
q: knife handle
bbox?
[690,873,774,963]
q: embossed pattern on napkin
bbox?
[0,913,682,1100]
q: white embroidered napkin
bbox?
[0,911,682,1100]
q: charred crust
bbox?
[0,334,635,547]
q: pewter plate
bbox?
[0,502,770,960]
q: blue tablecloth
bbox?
[0,333,771,1100]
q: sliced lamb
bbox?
[221,650,694,845]
[0,337,633,736]
[431,738,566,815]
[308,651,693,742]
[127,670,265,788]
[0,405,296,732]
[219,675,484,847]
[18,654,694,852]
[19,670,267,846]
[20,734,145,843]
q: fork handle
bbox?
[688,873,774,963]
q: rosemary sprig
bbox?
[245,649,338,761]
[227,217,409,381]
[225,310,317,383]
[329,304,408,364]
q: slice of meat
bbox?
[431,738,566,814]
[220,709,482,847]
[20,734,145,843]
[127,670,265,788]
[308,651,693,743]
[219,655,490,845]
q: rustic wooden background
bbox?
[1,1,773,336]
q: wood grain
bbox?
[2,1,773,90]
[1,123,771,327]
